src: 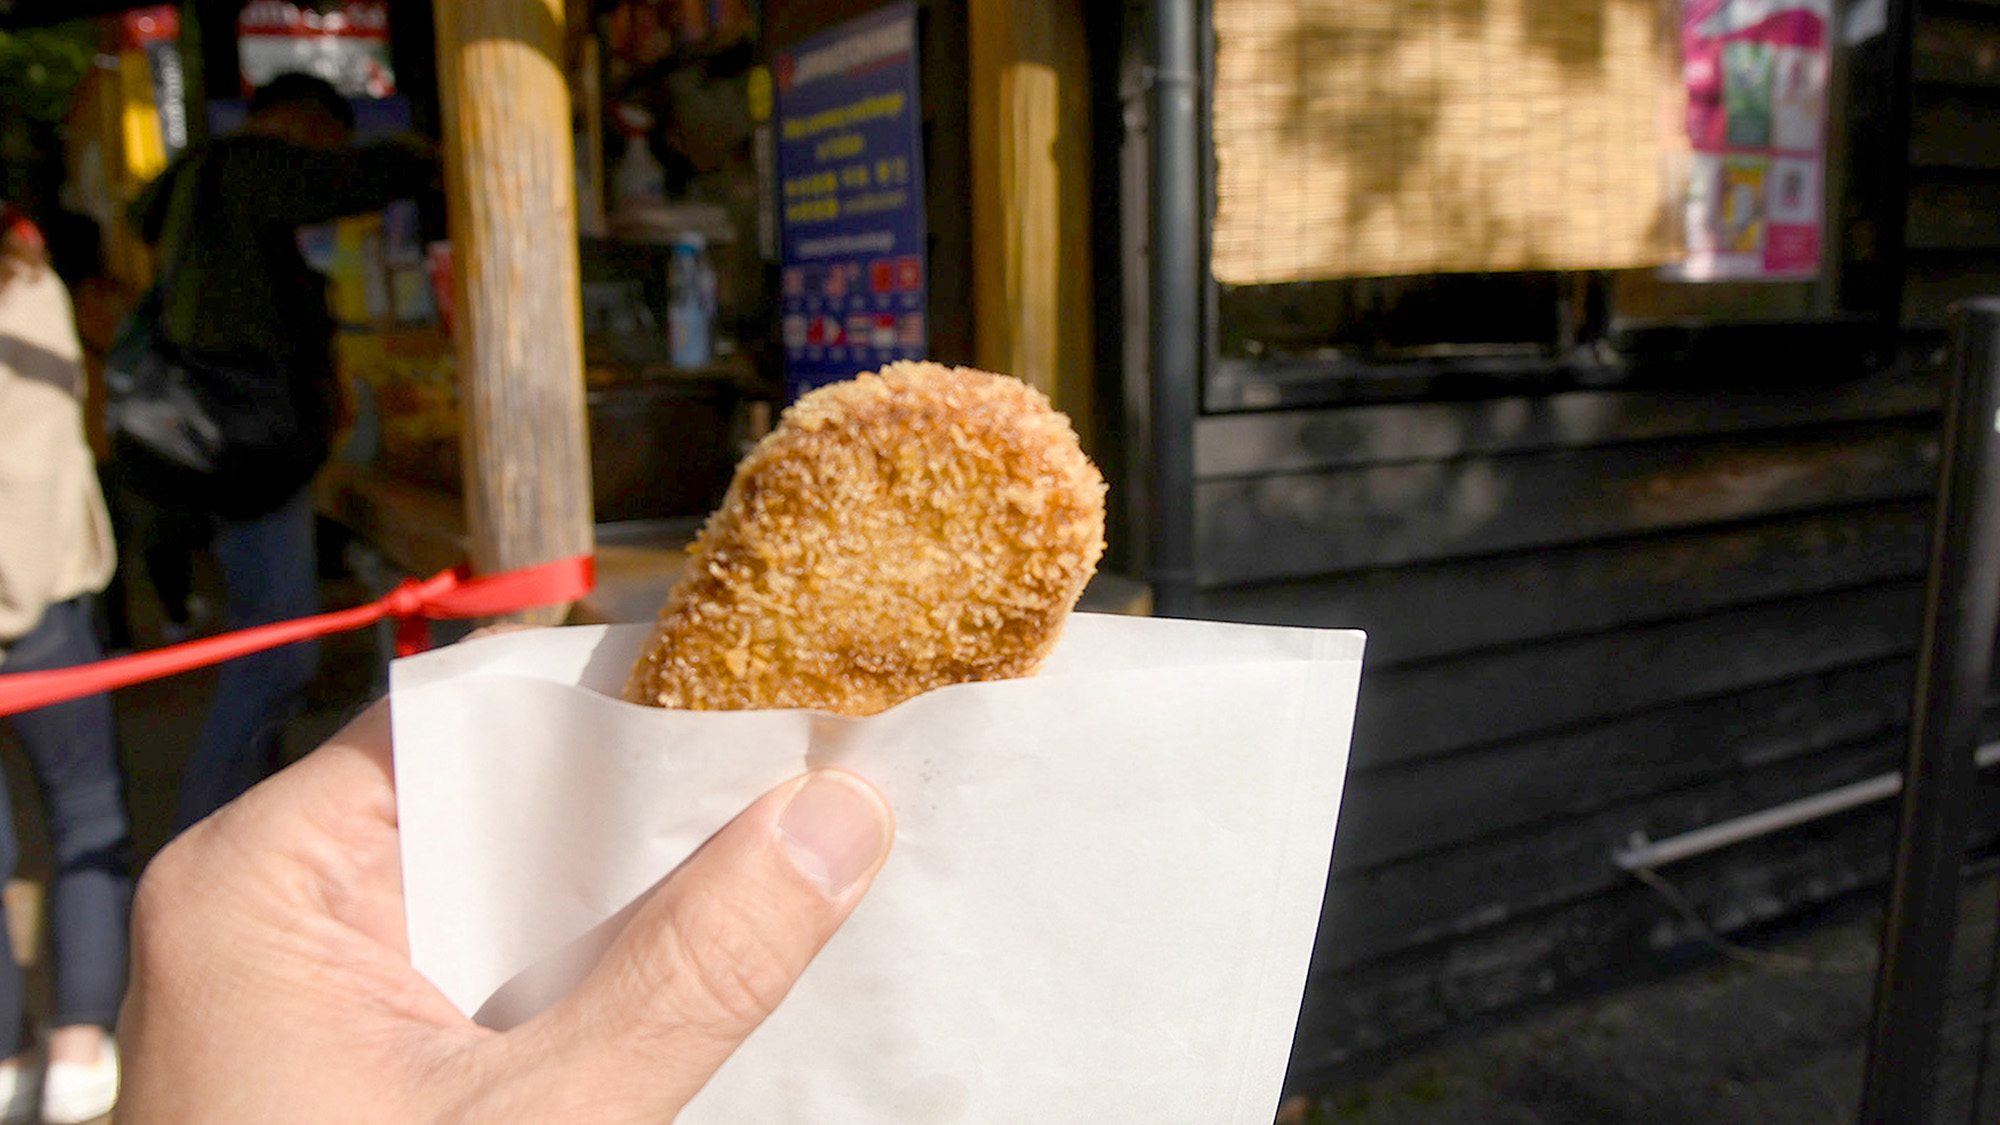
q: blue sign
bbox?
[774,2,928,400]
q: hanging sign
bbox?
[774,2,928,401]
[122,7,188,159]
[1677,0,1832,280]
[237,1,396,98]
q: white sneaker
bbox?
[0,1052,42,1125]
[41,1039,116,1125]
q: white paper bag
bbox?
[391,613,1364,1123]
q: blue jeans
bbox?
[175,490,319,830]
[0,597,132,1055]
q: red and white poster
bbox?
[1678,0,1830,280]
[237,1,395,98]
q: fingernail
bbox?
[778,772,890,898]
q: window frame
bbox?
[1195,0,1900,415]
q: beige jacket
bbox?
[0,267,115,653]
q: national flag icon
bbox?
[807,315,845,346]
[846,313,875,346]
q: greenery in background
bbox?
[0,22,99,126]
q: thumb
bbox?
[505,770,894,1119]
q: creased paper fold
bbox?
[392,613,1363,1123]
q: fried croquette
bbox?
[623,361,1106,716]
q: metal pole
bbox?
[1146,0,1201,618]
[1612,743,2000,873]
[1859,299,2000,1123]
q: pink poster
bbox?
[1678,0,1830,280]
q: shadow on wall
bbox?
[1213,0,1673,284]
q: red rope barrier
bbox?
[0,555,595,719]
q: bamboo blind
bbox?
[1212,0,1679,284]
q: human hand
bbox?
[118,699,895,1122]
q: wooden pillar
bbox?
[433,0,593,623]
[967,0,1095,443]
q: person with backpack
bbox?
[127,72,434,830]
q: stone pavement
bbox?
[1280,899,1885,1124]
[1283,866,2000,1125]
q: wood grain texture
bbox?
[1349,581,1924,770]
[1317,734,1908,973]
[1904,257,2000,328]
[967,0,1096,436]
[1292,804,1907,1075]
[1908,180,2000,249]
[1915,16,2000,87]
[313,462,471,579]
[1196,423,1938,585]
[1197,502,1931,665]
[1195,374,1937,478]
[1911,90,2000,169]
[1294,783,2000,1079]
[434,0,594,623]
[1195,387,1953,1075]
[1208,3,2000,1080]
[1331,657,1916,874]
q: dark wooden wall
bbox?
[1134,1,2000,1090]
[1904,1,2000,327]
[1181,366,2000,1087]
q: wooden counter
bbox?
[315,460,471,581]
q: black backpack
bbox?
[104,148,328,521]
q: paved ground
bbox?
[1281,865,2000,1124]
[1280,901,1886,1124]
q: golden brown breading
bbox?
[623,361,1107,716]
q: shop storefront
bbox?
[32,1,1081,612]
[57,0,1122,614]
[1109,0,2000,1098]
[16,0,2000,1103]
